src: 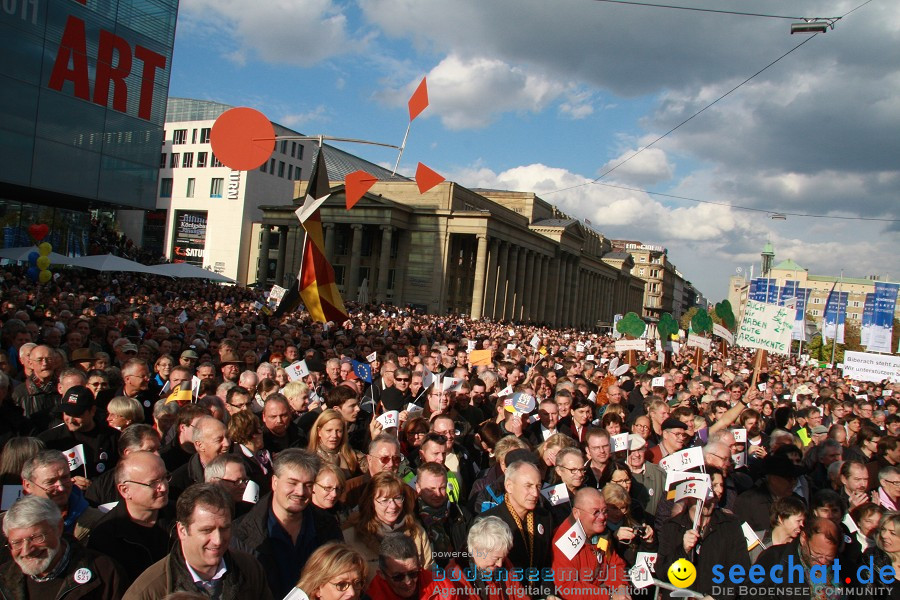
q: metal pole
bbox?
[830,270,843,366]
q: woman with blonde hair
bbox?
[342,471,433,581]
[308,409,364,479]
[863,512,900,600]
[293,542,368,600]
[537,433,577,485]
[105,395,144,430]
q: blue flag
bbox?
[352,360,373,383]
[869,282,899,353]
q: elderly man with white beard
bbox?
[0,495,125,599]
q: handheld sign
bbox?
[687,334,712,352]
[376,410,400,430]
[530,334,541,349]
[497,385,514,397]
[65,444,86,472]
[612,433,630,453]
[286,360,310,381]
[659,446,704,473]
[406,403,424,418]
[243,480,260,504]
[731,428,747,443]
[506,393,536,416]
[651,377,666,388]
[540,482,570,507]
[742,522,764,551]
[553,518,586,561]
[1,486,24,511]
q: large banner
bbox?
[793,288,812,341]
[736,299,794,355]
[172,211,208,266]
[843,351,900,383]
[822,285,848,344]
[861,293,875,349]
[868,282,899,353]
[779,281,799,307]
[749,278,777,303]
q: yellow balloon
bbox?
[36,256,50,270]
[38,242,52,256]
[38,269,52,283]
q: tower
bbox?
[761,242,775,276]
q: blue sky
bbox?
[168,0,899,301]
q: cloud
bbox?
[598,147,675,186]
[278,106,329,129]
[180,0,356,66]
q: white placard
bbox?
[285,360,309,381]
[442,377,463,392]
[530,334,541,349]
[612,433,630,453]
[177,310,189,324]
[651,377,665,388]
[406,403,424,417]
[506,343,516,351]
[366,351,377,363]
[713,323,734,345]
[1,485,24,510]
[553,517,586,560]
[376,410,400,429]
[742,522,762,550]
[687,334,712,352]
[735,300,794,355]
[243,480,260,504]
[614,339,647,352]
[586,354,595,361]
[576,343,585,353]
[659,446,704,473]
[842,351,900,383]
[758,383,767,392]
[731,428,747,443]
[467,340,477,352]
[732,453,746,469]
[664,471,709,493]
[629,552,657,589]
[497,385,514,397]
[64,444,86,472]
[842,513,859,533]
[587,390,597,403]
[283,587,311,600]
[541,482,570,507]
[675,478,710,502]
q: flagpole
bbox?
[392,122,412,177]
[831,270,843,366]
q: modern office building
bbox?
[0,0,179,252]
[609,240,698,321]
[259,176,645,328]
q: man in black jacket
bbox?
[232,448,342,599]
[734,453,806,532]
[414,461,471,568]
[483,460,554,599]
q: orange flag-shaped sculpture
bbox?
[408,77,429,121]
[275,148,348,323]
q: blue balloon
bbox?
[26,266,39,281]
[27,251,39,266]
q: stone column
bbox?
[376,225,393,303]
[493,242,509,319]
[393,231,409,306]
[558,254,570,326]
[347,224,363,296]
[469,234,490,319]
[537,254,549,324]
[521,250,535,322]
[323,223,335,262]
[514,248,528,322]
[483,238,500,319]
[275,226,288,285]
[531,253,543,323]
[257,224,271,284]
[503,245,519,321]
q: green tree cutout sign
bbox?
[691,308,713,335]
[715,300,736,331]
[658,313,678,342]
[616,312,646,338]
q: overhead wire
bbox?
[588,0,833,21]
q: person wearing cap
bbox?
[734,453,807,532]
[179,349,198,370]
[625,433,666,516]
[69,348,95,373]
[646,417,689,464]
[219,351,242,383]
[38,385,120,482]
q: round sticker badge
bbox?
[96,463,105,473]
[73,568,92,584]
[98,452,108,461]
[537,524,544,535]
[143,400,151,408]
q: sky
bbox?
[168,0,899,302]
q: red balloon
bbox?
[210,107,276,171]
[28,224,49,241]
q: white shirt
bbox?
[185,557,227,583]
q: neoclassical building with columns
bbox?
[258,177,644,329]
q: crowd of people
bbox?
[0,263,897,600]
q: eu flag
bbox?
[352,360,373,383]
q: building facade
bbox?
[610,240,692,320]
[260,178,644,328]
[1,0,179,251]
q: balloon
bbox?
[38,242,52,256]
[26,267,39,281]
[27,251,39,266]
[38,270,52,283]
[36,256,50,270]
[28,224,49,242]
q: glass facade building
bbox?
[0,0,178,216]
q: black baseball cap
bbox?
[59,385,95,416]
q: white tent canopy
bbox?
[146,263,235,283]
[0,246,72,265]
[64,254,159,274]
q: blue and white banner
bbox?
[822,286,848,344]
[792,288,812,341]
[779,281,799,307]
[861,293,875,349]
[868,282,899,353]
[749,278,777,303]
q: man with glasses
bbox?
[118,357,156,423]
[1,495,125,600]
[751,517,840,598]
[875,465,899,510]
[205,454,254,517]
[380,367,412,412]
[88,451,172,580]
[552,488,629,600]
[232,448,342,599]
[125,483,271,600]
[224,385,252,415]
[170,416,231,499]
[12,344,59,426]
[366,533,434,599]
[646,417,689,464]
[85,424,161,507]
[583,428,615,489]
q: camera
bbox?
[633,525,647,538]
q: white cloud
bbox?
[279,106,329,128]
[598,147,675,186]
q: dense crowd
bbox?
[0,263,897,600]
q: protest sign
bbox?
[735,300,793,355]
[541,483,570,507]
[614,339,646,352]
[469,349,492,366]
[376,411,400,429]
[713,323,734,345]
[612,433,630,453]
[842,351,900,383]
[285,360,309,381]
[675,478,710,502]
[243,480,260,504]
[687,334,711,352]
[659,446,704,473]
[64,444,86,472]
[742,522,763,551]
[1,486,23,511]
[731,428,747,443]
[554,518,586,560]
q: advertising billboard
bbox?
[172,211,207,266]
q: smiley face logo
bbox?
[667,558,696,588]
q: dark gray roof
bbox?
[317,145,410,182]
[532,218,578,228]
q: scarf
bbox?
[419,500,452,555]
[30,540,71,583]
[504,496,534,568]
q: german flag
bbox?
[166,384,193,405]
[280,147,348,323]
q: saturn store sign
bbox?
[172,211,207,266]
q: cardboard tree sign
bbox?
[715,300,737,357]
[690,308,713,368]
[615,312,646,366]
[657,312,679,369]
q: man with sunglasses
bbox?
[87,451,173,580]
[366,533,434,600]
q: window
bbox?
[186,178,195,198]
[260,163,267,173]
[212,154,223,167]
[333,265,345,286]
[638,268,645,276]
[192,129,198,144]
[278,161,285,177]
[811,310,820,316]
[182,153,193,168]
[297,145,304,160]
[851,301,860,308]
[639,256,646,262]
[288,165,293,179]
[159,153,167,168]
[294,167,302,180]
[210,178,224,198]
[159,178,173,197]
[269,158,275,173]
[170,153,179,168]
[813,297,822,304]
[200,128,211,144]
[172,129,187,145]
[197,152,208,168]
[291,142,297,157]
[281,140,287,154]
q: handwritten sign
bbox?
[614,339,647,352]
[735,300,794,355]
[687,334,711,352]
[713,323,734,345]
[376,410,400,429]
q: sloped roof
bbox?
[773,259,806,272]
[316,145,410,182]
[532,218,578,228]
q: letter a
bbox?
[48,16,90,101]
